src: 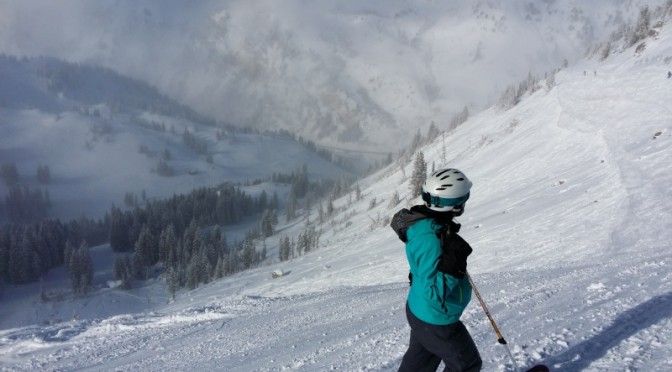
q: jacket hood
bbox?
[390,205,460,243]
[390,205,454,243]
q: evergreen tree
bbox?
[204,241,218,271]
[225,250,237,276]
[66,240,92,294]
[186,255,199,289]
[410,151,427,197]
[165,266,179,300]
[630,6,651,46]
[291,164,310,198]
[158,223,176,263]
[259,209,276,238]
[260,242,267,262]
[112,256,133,289]
[286,189,297,221]
[109,207,132,252]
[279,237,287,262]
[197,249,212,284]
[241,238,255,269]
[68,246,81,293]
[213,256,225,280]
[133,225,155,279]
[497,85,519,110]
[63,240,76,273]
[76,240,93,294]
[8,233,28,284]
[182,219,199,257]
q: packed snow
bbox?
[2,9,672,372]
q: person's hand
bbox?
[437,233,472,278]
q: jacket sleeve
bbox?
[408,230,461,308]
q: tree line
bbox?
[0,184,274,295]
[107,184,278,294]
[0,218,108,286]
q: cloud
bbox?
[0,0,647,150]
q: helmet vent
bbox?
[457,178,464,181]
[436,169,450,177]
[442,184,453,187]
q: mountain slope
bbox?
[0,56,353,223]
[0,0,662,150]
[1,9,671,372]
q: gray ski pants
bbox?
[398,304,482,372]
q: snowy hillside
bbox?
[0,56,353,223]
[2,8,672,372]
[0,0,663,150]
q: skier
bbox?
[391,168,482,372]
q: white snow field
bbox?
[2,16,672,372]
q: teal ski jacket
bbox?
[391,206,472,325]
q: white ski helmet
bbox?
[421,168,472,212]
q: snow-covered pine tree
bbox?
[165,266,179,300]
[410,151,427,198]
[241,238,256,269]
[286,189,297,221]
[77,240,93,294]
[260,209,274,238]
[133,225,155,279]
[158,223,176,263]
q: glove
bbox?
[436,232,472,278]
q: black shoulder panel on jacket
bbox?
[390,207,431,243]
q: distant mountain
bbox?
[0,0,663,150]
[0,55,354,223]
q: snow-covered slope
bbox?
[0,0,662,150]
[0,56,353,223]
[2,10,672,372]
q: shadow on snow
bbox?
[546,291,672,371]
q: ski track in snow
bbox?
[1,251,670,372]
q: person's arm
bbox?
[409,232,461,305]
[437,233,472,279]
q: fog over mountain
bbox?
[0,0,661,150]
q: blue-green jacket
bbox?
[392,207,472,325]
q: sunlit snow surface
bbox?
[2,19,672,372]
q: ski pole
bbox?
[466,271,521,372]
